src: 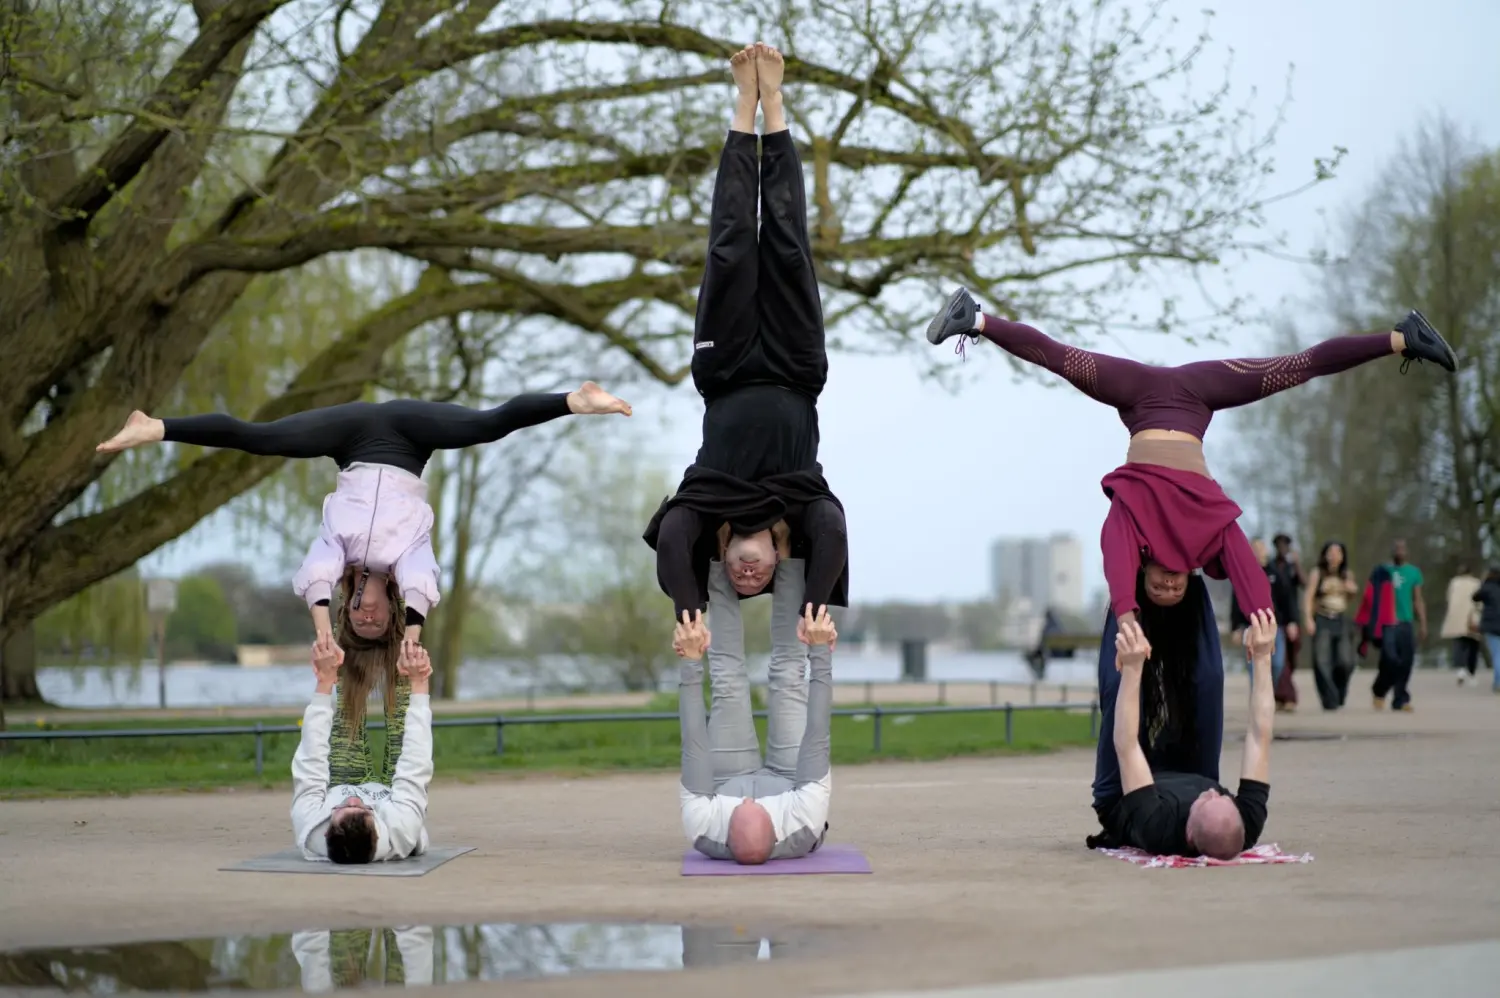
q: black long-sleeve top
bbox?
[643,385,849,617]
[1231,557,1301,630]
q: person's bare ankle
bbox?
[729,44,758,132]
[731,103,757,133]
[754,42,786,130]
[760,93,786,133]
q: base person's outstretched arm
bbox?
[1241,610,1277,784]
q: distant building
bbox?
[990,533,1085,617]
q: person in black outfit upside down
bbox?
[643,42,848,645]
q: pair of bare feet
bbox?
[94,382,631,454]
[729,42,786,134]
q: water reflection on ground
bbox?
[0,922,820,992]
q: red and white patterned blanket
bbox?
[1097,842,1314,868]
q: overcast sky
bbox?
[148,0,1500,605]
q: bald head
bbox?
[1186,792,1245,861]
[727,800,775,865]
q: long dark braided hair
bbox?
[1133,570,1208,760]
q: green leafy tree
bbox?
[165,574,239,661]
[1230,119,1500,599]
[0,0,1325,718]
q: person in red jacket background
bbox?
[1355,549,1422,712]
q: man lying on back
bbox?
[291,636,434,863]
[1102,610,1278,859]
[675,567,837,865]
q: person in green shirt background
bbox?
[1374,538,1427,711]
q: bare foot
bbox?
[566,382,632,417]
[96,410,165,453]
[730,45,758,101]
[754,42,784,101]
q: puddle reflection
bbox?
[0,922,815,992]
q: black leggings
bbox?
[691,129,827,402]
[161,394,572,477]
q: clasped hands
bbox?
[671,604,838,660]
[311,632,432,690]
[1114,608,1277,673]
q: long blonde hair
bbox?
[335,566,404,724]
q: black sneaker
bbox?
[926,288,981,346]
[1395,309,1456,373]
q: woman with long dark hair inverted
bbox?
[1089,565,1225,835]
[926,289,1457,628]
[1089,563,1280,860]
[96,384,631,722]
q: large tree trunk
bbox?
[1,621,43,704]
[432,449,480,700]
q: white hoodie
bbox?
[291,463,441,618]
[290,692,433,862]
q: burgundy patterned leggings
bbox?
[977,316,1394,429]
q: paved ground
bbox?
[1,671,1496,997]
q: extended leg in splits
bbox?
[925,288,1456,416]
[95,387,632,472]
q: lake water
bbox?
[35,648,1100,709]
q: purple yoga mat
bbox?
[680,842,873,876]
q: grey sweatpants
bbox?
[680,557,834,798]
[707,558,809,787]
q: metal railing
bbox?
[0,700,1102,777]
[450,680,1094,711]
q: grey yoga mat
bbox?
[220,845,475,876]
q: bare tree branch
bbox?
[45,0,291,229]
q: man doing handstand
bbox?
[291,636,434,864]
[675,561,837,864]
[643,42,848,640]
[1100,609,1278,860]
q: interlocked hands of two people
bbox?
[671,604,838,660]
[1114,608,1277,673]
[311,633,433,692]
[1239,609,1277,661]
[309,632,423,670]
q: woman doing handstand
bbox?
[96,385,631,722]
[926,288,1457,627]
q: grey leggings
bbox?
[680,558,833,796]
[708,558,809,782]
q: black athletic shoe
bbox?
[926,287,982,347]
[1395,309,1457,373]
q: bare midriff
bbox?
[1126,432,1209,478]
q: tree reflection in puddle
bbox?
[0,922,811,992]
